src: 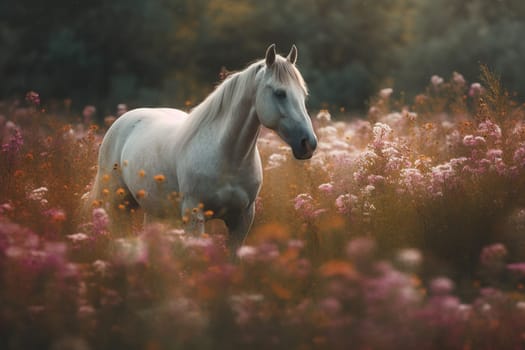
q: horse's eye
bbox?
[274,89,287,99]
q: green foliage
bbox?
[396,0,525,100]
[1,0,525,113]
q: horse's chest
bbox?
[191,171,261,215]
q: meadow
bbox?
[2,69,525,349]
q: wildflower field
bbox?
[2,70,525,349]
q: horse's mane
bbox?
[180,56,307,147]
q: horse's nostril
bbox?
[301,138,313,155]
[301,138,307,149]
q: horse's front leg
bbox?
[224,203,255,258]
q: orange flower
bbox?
[136,189,147,199]
[154,174,165,183]
[118,204,126,210]
[102,188,110,196]
[271,282,292,300]
[102,174,110,182]
[204,210,214,218]
[138,169,146,178]
[319,260,358,279]
[115,188,126,196]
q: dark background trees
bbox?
[1,0,524,116]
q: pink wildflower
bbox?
[335,193,356,214]
[430,277,455,295]
[367,174,385,186]
[513,143,525,167]
[1,128,24,154]
[372,123,392,148]
[92,208,109,235]
[469,82,484,97]
[294,193,326,219]
[25,91,40,105]
[399,168,425,195]
[452,72,466,85]
[346,237,376,262]
[507,263,525,276]
[318,182,334,194]
[480,243,507,267]
[478,119,502,142]
[319,297,342,316]
[463,135,486,147]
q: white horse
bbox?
[89,44,317,252]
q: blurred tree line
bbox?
[1,0,524,115]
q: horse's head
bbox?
[255,44,317,160]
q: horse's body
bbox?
[90,45,317,252]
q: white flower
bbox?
[316,109,331,122]
[28,187,48,203]
[379,88,393,99]
[431,75,444,86]
[93,260,110,275]
[237,246,257,260]
[67,233,89,242]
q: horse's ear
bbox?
[287,44,298,65]
[265,44,276,67]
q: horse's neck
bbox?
[214,97,260,165]
[183,68,261,166]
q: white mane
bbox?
[181,57,308,146]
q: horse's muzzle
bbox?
[293,136,317,160]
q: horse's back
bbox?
[116,108,188,128]
[98,108,188,167]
